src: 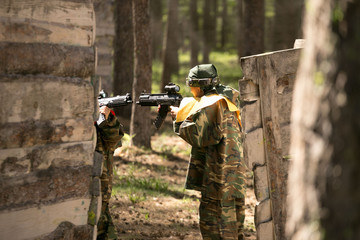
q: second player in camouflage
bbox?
[173,64,247,239]
[96,106,124,240]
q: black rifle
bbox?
[137,83,183,129]
[97,90,133,127]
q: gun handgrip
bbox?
[97,113,106,127]
[154,105,169,129]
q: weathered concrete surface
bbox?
[0,75,94,124]
[0,117,94,148]
[0,1,98,239]
[0,0,95,47]
[0,199,92,240]
[0,43,96,77]
[240,47,302,240]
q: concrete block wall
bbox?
[0,1,101,239]
[240,43,303,240]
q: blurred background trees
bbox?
[108,0,305,147]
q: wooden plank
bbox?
[0,141,94,177]
[0,0,95,46]
[0,42,95,77]
[255,198,272,227]
[256,49,300,239]
[239,78,260,100]
[0,198,91,240]
[241,99,262,133]
[0,117,94,149]
[253,165,270,202]
[243,128,266,169]
[0,75,94,124]
[0,0,94,26]
[0,164,92,211]
[256,221,274,240]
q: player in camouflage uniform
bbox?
[172,64,247,239]
[95,105,124,240]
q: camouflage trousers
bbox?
[97,202,118,240]
[199,196,245,240]
[97,153,117,240]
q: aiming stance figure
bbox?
[171,64,247,239]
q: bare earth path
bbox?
[110,134,256,240]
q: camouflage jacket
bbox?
[174,85,247,200]
[95,112,123,153]
[95,112,123,203]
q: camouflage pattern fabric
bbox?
[95,113,123,240]
[174,85,247,239]
[199,197,245,240]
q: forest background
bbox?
[108,0,304,147]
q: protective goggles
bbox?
[185,77,220,87]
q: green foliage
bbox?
[113,172,171,204]
[332,4,344,23]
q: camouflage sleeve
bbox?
[98,113,123,150]
[178,101,224,148]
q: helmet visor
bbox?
[186,78,220,87]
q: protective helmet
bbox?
[186,64,220,89]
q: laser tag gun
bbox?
[136,82,183,129]
[97,90,133,127]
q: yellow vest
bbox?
[176,94,242,128]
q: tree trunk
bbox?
[287,1,360,240]
[273,0,304,51]
[150,0,163,60]
[190,0,199,68]
[202,0,211,63]
[160,0,179,91]
[243,0,264,56]
[220,0,228,49]
[130,0,152,148]
[236,0,244,60]
[113,0,133,122]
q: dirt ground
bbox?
[110,132,256,240]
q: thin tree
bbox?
[243,0,264,56]
[190,0,199,68]
[202,0,217,63]
[113,0,133,123]
[220,0,228,49]
[130,0,152,148]
[160,0,179,91]
[150,0,163,60]
[287,1,360,239]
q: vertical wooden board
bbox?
[243,128,266,169]
[0,0,95,46]
[241,99,262,133]
[257,221,274,240]
[253,166,270,202]
[257,49,300,240]
[0,75,94,124]
[239,78,260,100]
[255,198,272,227]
